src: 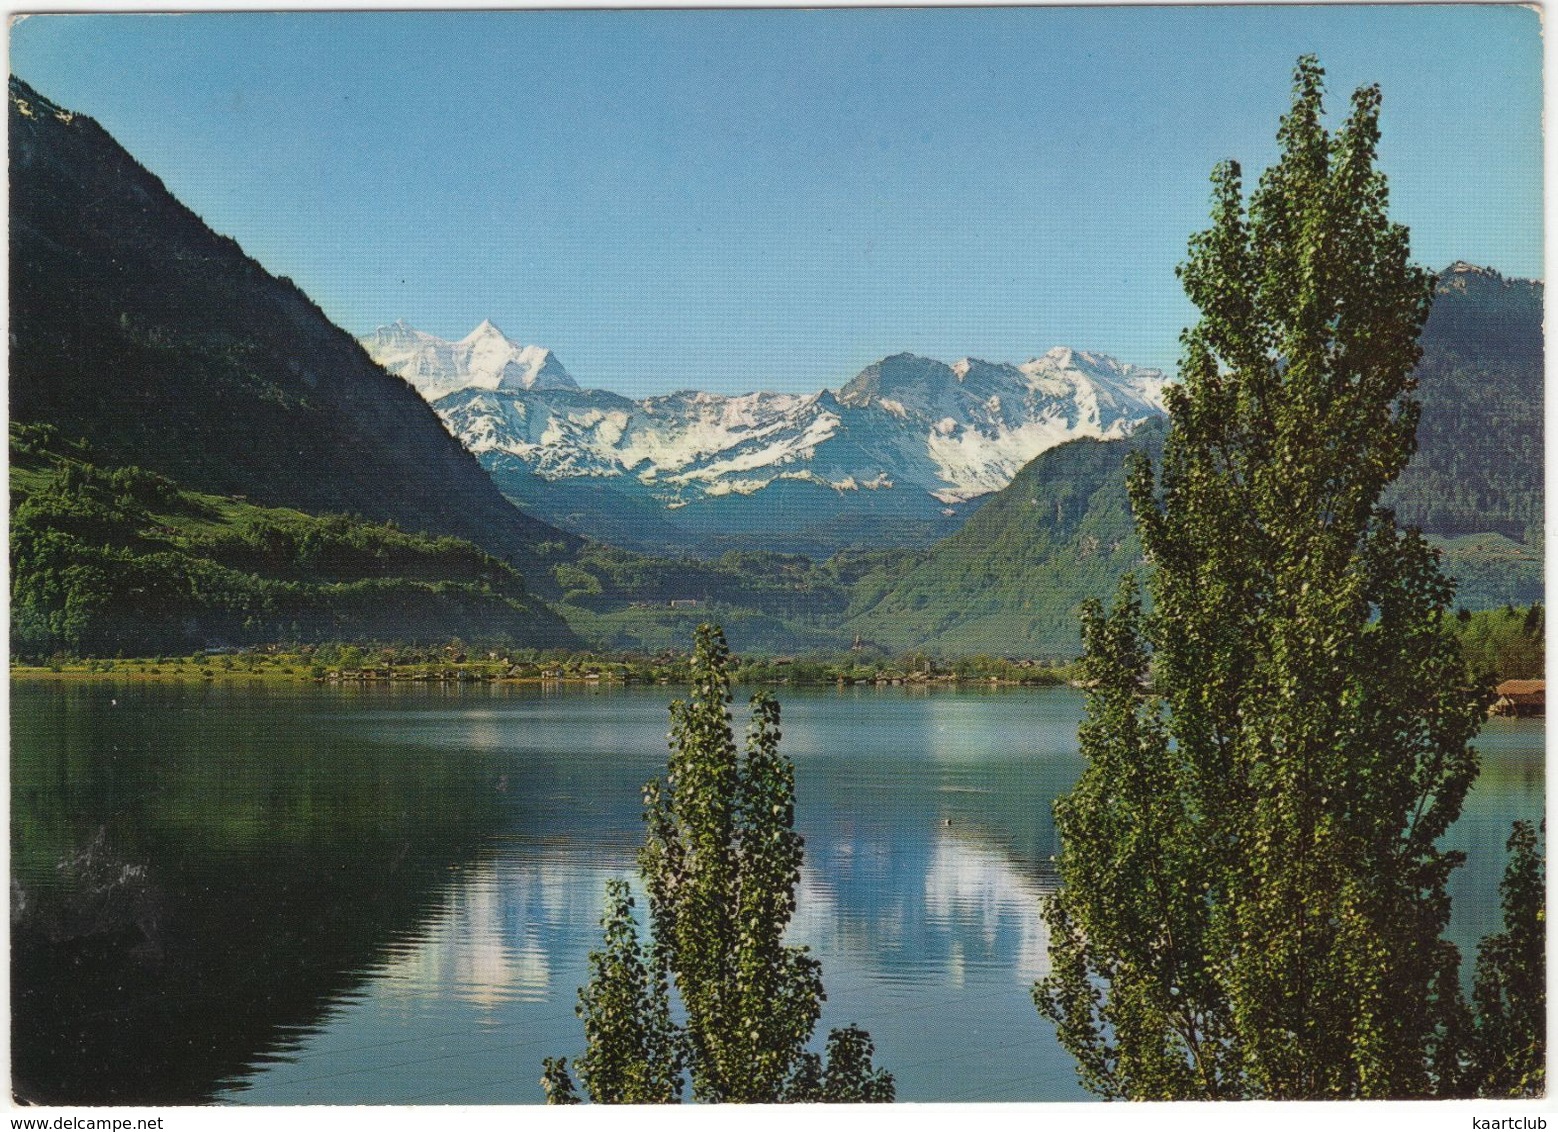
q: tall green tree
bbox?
[1035,57,1493,1099]
[541,881,683,1104]
[544,624,893,1103]
[1470,820,1546,1097]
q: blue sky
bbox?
[9,7,1544,397]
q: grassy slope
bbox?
[10,427,577,657]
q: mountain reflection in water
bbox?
[11,682,1542,1105]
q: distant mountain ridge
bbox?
[844,263,1543,655]
[9,72,1537,660]
[362,323,1170,556]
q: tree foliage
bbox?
[1470,821,1546,1097]
[1035,57,1516,1099]
[1454,603,1545,683]
[544,625,893,1103]
[9,426,572,657]
[549,881,683,1104]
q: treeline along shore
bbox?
[9,646,1076,689]
[11,601,1542,690]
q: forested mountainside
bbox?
[8,76,581,654]
[1387,262,1543,542]
[10,424,577,656]
[844,421,1163,655]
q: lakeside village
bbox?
[13,641,1545,716]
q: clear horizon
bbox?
[9,7,1543,397]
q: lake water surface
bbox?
[10,680,1544,1104]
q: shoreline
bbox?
[8,664,1070,690]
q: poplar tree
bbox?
[544,624,893,1103]
[1035,57,1492,1099]
[1470,820,1546,1097]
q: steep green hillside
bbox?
[10,425,575,658]
[845,421,1163,656]
[8,77,577,585]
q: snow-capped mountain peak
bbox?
[834,348,1168,430]
[361,320,577,397]
[362,320,1169,554]
[363,318,427,351]
[463,317,503,339]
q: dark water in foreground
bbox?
[10,680,1544,1104]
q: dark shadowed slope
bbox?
[9,76,579,584]
[1387,263,1543,542]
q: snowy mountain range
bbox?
[361,321,1170,555]
[360,319,577,399]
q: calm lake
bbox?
[10,680,1545,1105]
